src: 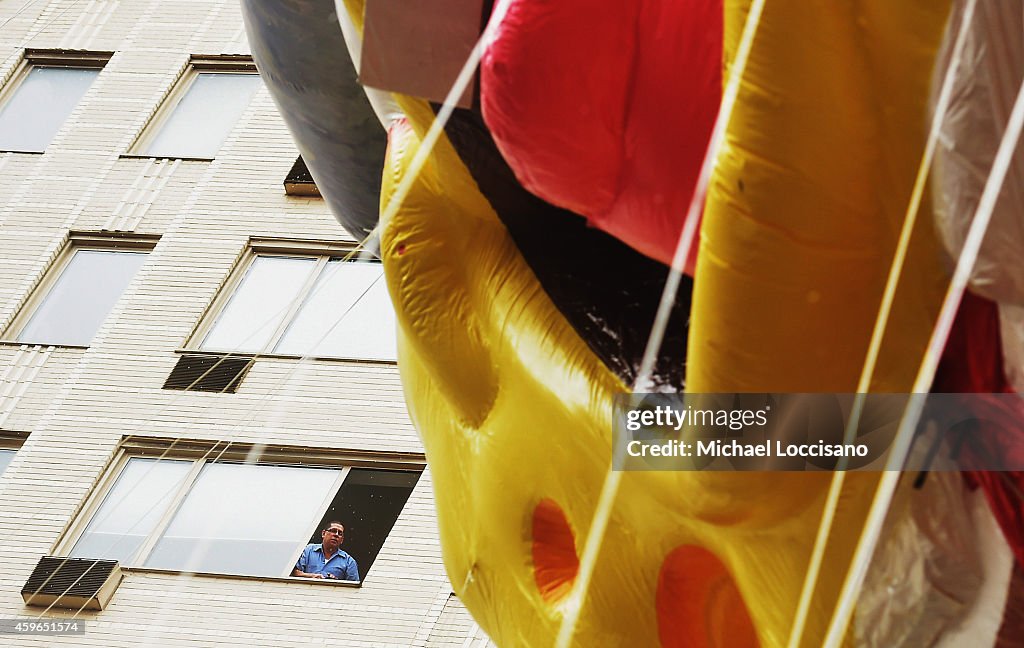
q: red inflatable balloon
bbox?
[481,0,722,272]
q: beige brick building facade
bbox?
[0,0,492,645]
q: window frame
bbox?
[1,232,159,349]
[0,49,111,154]
[54,437,425,584]
[126,55,259,161]
[185,238,397,364]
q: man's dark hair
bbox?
[324,520,344,530]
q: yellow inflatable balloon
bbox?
[340,0,952,645]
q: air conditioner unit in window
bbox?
[163,353,252,393]
[21,556,122,611]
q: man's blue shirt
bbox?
[294,544,360,581]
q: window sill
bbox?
[118,153,213,162]
[175,348,398,366]
[284,182,321,197]
[121,565,361,587]
[0,340,88,350]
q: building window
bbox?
[4,233,156,347]
[69,458,191,565]
[63,440,422,582]
[0,431,27,476]
[0,50,109,153]
[0,449,16,475]
[132,57,261,160]
[284,156,320,197]
[194,241,397,361]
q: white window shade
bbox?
[142,72,261,159]
[0,66,99,153]
[18,249,147,346]
[0,449,16,475]
[70,459,192,564]
[144,463,341,576]
[200,256,315,353]
[275,260,397,360]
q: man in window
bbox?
[292,521,360,581]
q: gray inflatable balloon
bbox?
[241,0,387,248]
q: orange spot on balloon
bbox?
[531,499,579,603]
[656,546,758,648]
